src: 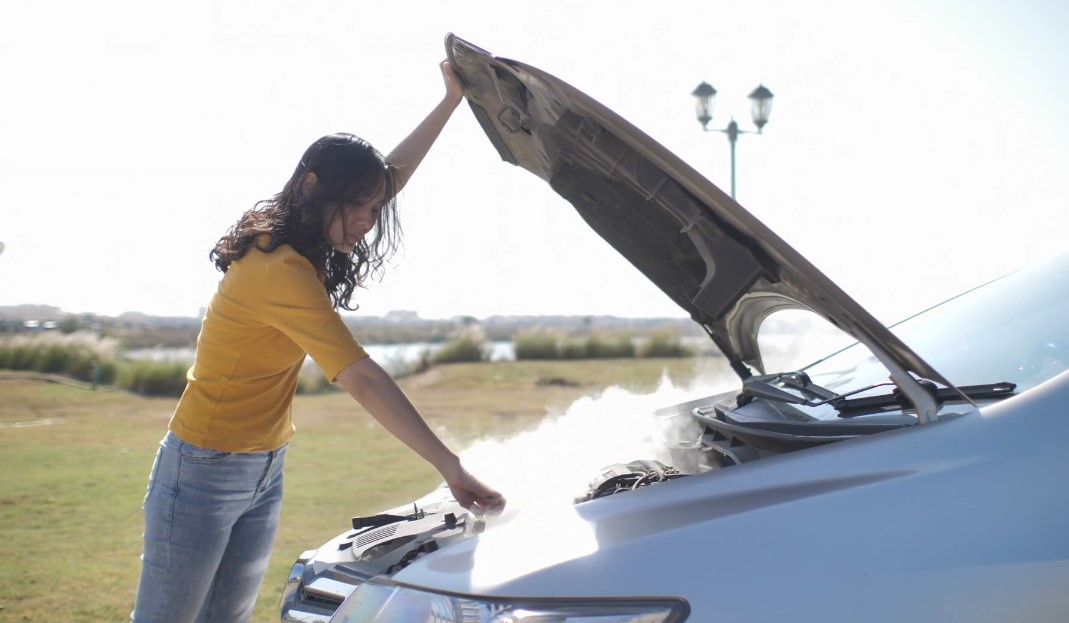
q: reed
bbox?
[431,327,489,364]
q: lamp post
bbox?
[691,81,774,199]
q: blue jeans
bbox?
[132,431,287,623]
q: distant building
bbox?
[384,310,421,322]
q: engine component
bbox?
[575,459,684,503]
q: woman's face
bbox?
[324,187,385,254]
[320,173,389,253]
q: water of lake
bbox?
[125,329,855,377]
[127,341,517,375]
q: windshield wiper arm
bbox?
[738,371,894,408]
[739,372,1017,417]
[834,381,1017,417]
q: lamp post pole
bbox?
[691,82,774,200]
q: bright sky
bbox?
[3,0,1068,323]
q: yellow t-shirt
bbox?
[169,243,368,452]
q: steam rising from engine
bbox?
[457,372,733,512]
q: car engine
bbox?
[574,459,685,503]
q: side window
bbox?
[756,309,857,373]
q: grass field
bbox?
[0,357,723,622]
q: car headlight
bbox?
[330,579,688,622]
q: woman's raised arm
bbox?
[386,60,466,194]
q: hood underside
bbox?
[446,33,948,385]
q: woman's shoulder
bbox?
[223,243,332,311]
[232,241,318,283]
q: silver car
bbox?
[279,34,1069,623]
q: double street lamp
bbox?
[691,81,774,199]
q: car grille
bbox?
[352,523,398,549]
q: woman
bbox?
[131,60,503,623]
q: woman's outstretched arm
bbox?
[386,60,466,193]
[335,356,505,513]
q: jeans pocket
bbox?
[178,441,232,464]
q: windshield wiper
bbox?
[737,372,1017,417]
[737,371,894,408]
[833,381,1016,416]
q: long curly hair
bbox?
[210,133,401,310]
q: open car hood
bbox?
[446,34,948,386]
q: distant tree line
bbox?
[0,323,713,397]
[343,313,703,345]
[1,305,703,350]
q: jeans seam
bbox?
[164,449,181,571]
[143,449,162,506]
[203,562,222,622]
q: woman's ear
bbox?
[301,172,318,194]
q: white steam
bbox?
[458,372,734,512]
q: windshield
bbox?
[796,253,1069,408]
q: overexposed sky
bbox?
[2,0,1068,323]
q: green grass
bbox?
[0,356,724,621]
